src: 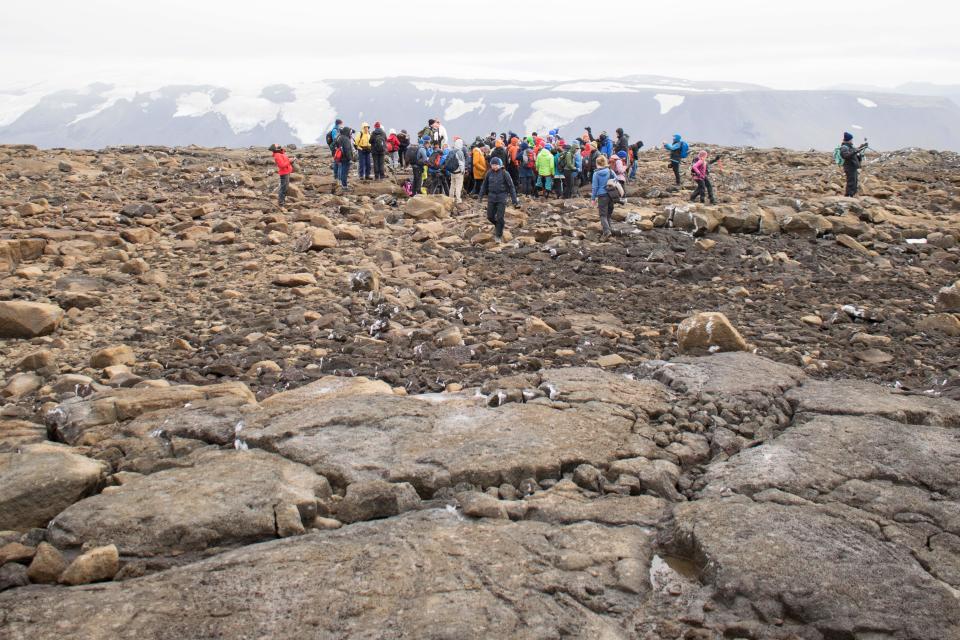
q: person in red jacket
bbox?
[269,144,294,208]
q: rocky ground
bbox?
[0,142,959,639]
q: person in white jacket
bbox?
[449,138,466,203]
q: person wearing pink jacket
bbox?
[690,150,719,204]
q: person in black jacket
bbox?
[839,132,866,197]
[479,157,518,242]
[370,122,387,180]
[397,130,410,168]
[334,127,354,189]
[614,128,629,154]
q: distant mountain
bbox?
[2,76,959,151]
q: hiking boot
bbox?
[494,234,503,244]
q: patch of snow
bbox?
[280,82,336,144]
[211,86,281,134]
[444,98,484,121]
[368,80,384,88]
[524,98,600,134]
[411,81,547,93]
[0,87,60,126]
[857,98,878,108]
[552,81,640,93]
[492,102,519,121]
[850,124,863,130]
[654,94,685,115]
[69,84,142,125]
[173,91,215,118]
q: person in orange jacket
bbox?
[471,146,488,196]
[269,143,294,208]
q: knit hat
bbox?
[335,119,342,125]
[389,128,395,135]
[268,144,280,152]
[490,157,503,167]
[545,144,553,151]
[421,136,431,144]
[843,132,853,142]
[374,121,381,128]
[617,150,628,159]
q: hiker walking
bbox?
[629,139,643,180]
[478,157,518,243]
[690,150,719,204]
[591,155,618,240]
[269,144,294,208]
[333,127,354,190]
[370,122,387,180]
[355,123,373,180]
[612,150,628,190]
[838,132,866,197]
[662,134,688,185]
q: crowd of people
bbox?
[269,120,867,241]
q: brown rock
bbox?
[936,282,960,312]
[676,312,749,355]
[0,301,64,338]
[27,542,66,583]
[120,228,157,244]
[59,544,119,585]
[295,228,337,251]
[0,542,35,565]
[90,345,136,369]
[273,272,317,287]
[917,313,960,337]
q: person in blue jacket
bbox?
[597,131,613,157]
[663,134,687,185]
[413,137,431,196]
[591,154,617,240]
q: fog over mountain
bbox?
[2,75,959,151]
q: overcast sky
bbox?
[2,0,958,90]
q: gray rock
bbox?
[0,444,108,531]
[47,449,330,555]
[336,480,420,524]
[651,352,806,397]
[0,511,653,639]
[0,562,28,591]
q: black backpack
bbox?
[372,134,386,153]
[444,151,460,173]
[325,130,334,146]
[405,144,420,166]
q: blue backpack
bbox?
[679,141,690,159]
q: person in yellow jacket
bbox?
[355,122,373,180]
[535,144,555,198]
[471,146,488,195]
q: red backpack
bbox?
[525,149,536,169]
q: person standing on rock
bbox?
[327,119,342,182]
[535,144,555,198]
[479,157,518,243]
[613,150,628,190]
[614,128,630,155]
[269,144,294,208]
[690,150,718,204]
[591,154,616,240]
[561,143,579,198]
[471,145,488,196]
[334,127,354,190]
[370,122,388,180]
[413,137,431,196]
[387,129,401,169]
[355,123,373,180]
[629,139,643,180]
[449,138,466,203]
[839,132,866,197]
[518,140,536,196]
[397,130,410,168]
[662,134,688,186]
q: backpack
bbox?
[833,147,844,166]
[561,151,576,171]
[429,150,443,170]
[525,149,536,169]
[372,134,386,154]
[679,141,690,159]
[325,130,334,146]
[444,152,460,173]
[606,178,624,203]
[402,179,413,196]
[334,147,343,162]
[405,144,420,166]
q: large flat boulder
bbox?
[664,498,960,639]
[650,352,806,397]
[786,378,960,427]
[0,301,63,338]
[0,443,108,531]
[47,449,331,556]
[0,510,654,639]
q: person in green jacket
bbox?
[535,144,555,198]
